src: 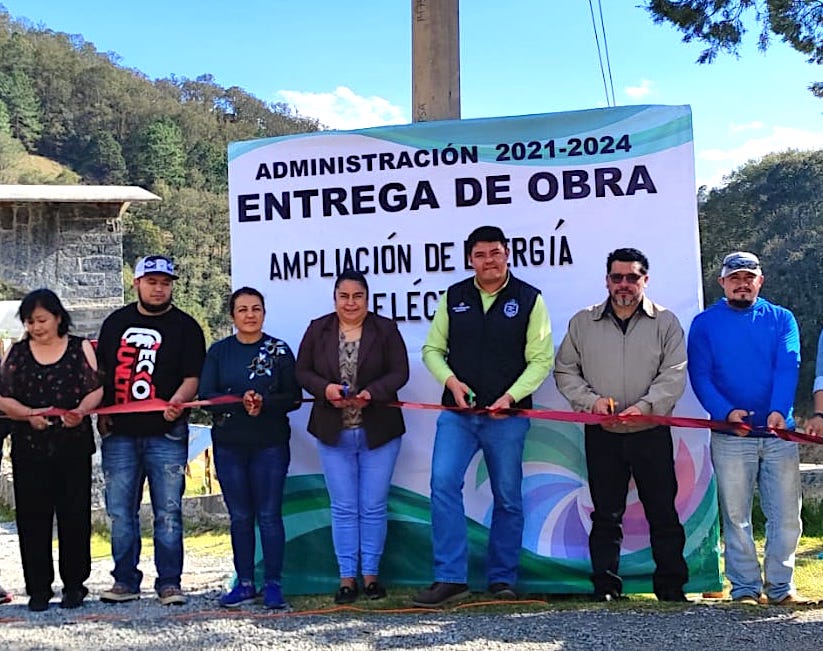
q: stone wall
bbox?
[0,201,124,337]
[89,493,231,531]
[1,443,822,531]
[801,464,823,506]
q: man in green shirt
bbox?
[413,225,553,607]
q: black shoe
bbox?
[60,586,89,609]
[489,583,517,600]
[363,581,387,600]
[657,591,690,603]
[28,593,52,612]
[334,584,359,604]
[412,582,470,607]
[593,590,621,602]
[0,584,12,605]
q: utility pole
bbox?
[412,0,460,122]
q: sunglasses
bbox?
[723,258,760,272]
[608,273,643,284]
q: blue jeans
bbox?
[317,428,401,578]
[213,442,290,584]
[711,433,802,601]
[102,429,187,592]
[430,410,529,585]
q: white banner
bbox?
[228,106,721,593]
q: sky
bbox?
[4,0,823,190]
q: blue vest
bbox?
[442,274,539,409]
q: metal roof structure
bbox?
[0,185,161,203]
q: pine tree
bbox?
[0,70,42,150]
[131,118,186,188]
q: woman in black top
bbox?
[199,287,301,609]
[0,289,102,612]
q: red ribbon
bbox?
[387,400,823,445]
[33,394,243,418]
[15,395,823,445]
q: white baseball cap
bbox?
[134,255,179,280]
[720,251,762,278]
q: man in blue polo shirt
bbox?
[688,251,807,606]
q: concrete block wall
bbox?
[0,202,124,338]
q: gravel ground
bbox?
[1,521,822,650]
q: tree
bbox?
[185,139,227,190]
[0,7,323,340]
[126,185,231,342]
[122,216,170,268]
[70,130,128,183]
[0,98,10,135]
[0,8,319,184]
[0,116,25,181]
[130,118,187,188]
[645,1,823,95]
[86,131,128,183]
[0,70,42,149]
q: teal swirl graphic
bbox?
[229,105,692,167]
[264,414,720,594]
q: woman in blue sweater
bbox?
[199,287,302,609]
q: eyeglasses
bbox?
[608,273,643,284]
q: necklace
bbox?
[339,323,363,334]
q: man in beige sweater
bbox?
[554,247,688,603]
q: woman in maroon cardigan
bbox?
[295,269,409,604]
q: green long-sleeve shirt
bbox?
[422,275,554,402]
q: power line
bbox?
[588,0,615,107]
[587,0,610,106]
[598,0,616,106]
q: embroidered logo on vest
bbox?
[502,298,520,318]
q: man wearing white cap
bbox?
[687,251,807,606]
[95,255,206,606]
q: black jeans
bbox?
[12,453,92,598]
[584,425,688,597]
